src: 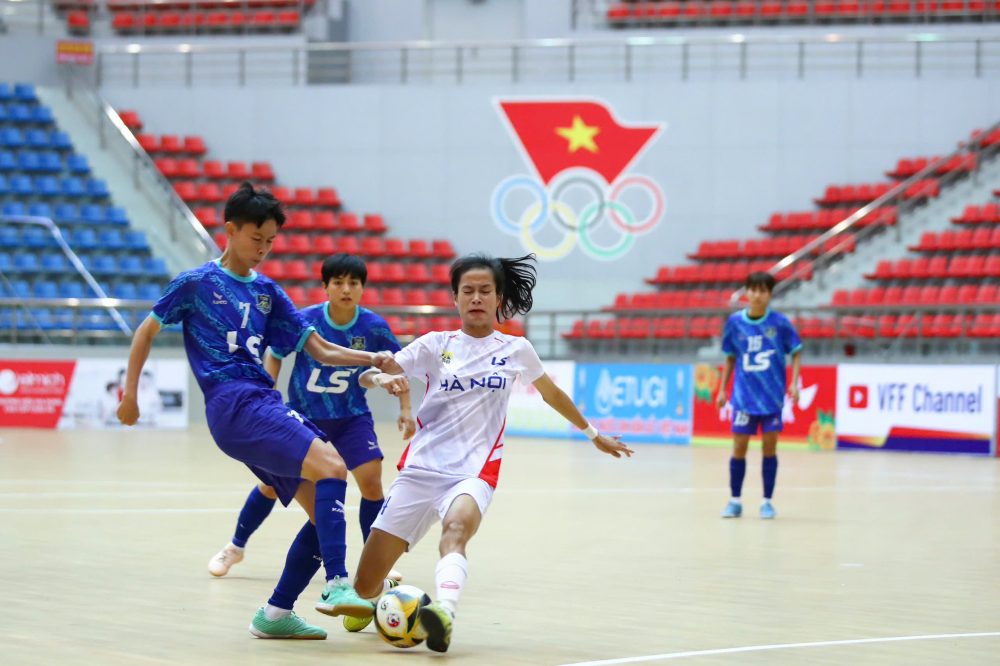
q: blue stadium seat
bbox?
[80,204,104,225]
[19,309,55,331]
[70,228,98,251]
[138,283,162,300]
[39,152,62,173]
[143,257,168,276]
[54,203,79,224]
[90,255,117,275]
[49,131,72,151]
[1,201,26,217]
[0,104,7,123]
[66,154,89,174]
[33,280,58,298]
[32,107,54,125]
[14,83,37,103]
[61,177,85,198]
[25,129,48,149]
[59,281,86,298]
[22,227,52,249]
[0,253,11,273]
[28,202,53,218]
[0,151,14,172]
[106,207,128,225]
[0,128,23,148]
[16,151,40,172]
[10,280,31,298]
[0,175,8,196]
[40,253,69,274]
[86,179,109,199]
[35,175,59,198]
[98,230,126,251]
[79,309,116,331]
[52,308,75,329]
[114,283,139,300]
[125,230,149,252]
[0,83,12,102]
[14,253,39,273]
[0,227,18,247]
[7,104,31,123]
[119,256,143,275]
[10,174,33,197]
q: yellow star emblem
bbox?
[555,115,600,153]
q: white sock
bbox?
[364,578,396,602]
[434,553,467,617]
[762,498,772,504]
[731,497,742,505]
[263,604,290,621]
[226,542,245,552]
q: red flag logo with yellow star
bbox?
[497,100,661,185]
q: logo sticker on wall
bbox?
[492,98,666,262]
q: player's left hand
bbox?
[373,373,409,397]
[592,433,634,459]
[789,386,800,405]
[398,412,416,440]
[371,351,395,370]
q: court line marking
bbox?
[556,631,1000,666]
[0,506,356,515]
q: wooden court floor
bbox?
[0,425,998,665]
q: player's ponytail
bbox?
[450,253,537,322]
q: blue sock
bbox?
[267,521,322,610]
[729,457,746,498]
[314,478,349,581]
[359,497,384,543]
[762,456,778,500]
[232,486,276,548]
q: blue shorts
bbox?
[311,413,383,471]
[731,410,783,435]
[206,383,326,506]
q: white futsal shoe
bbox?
[208,543,245,577]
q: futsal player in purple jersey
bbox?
[716,272,801,520]
[208,254,414,610]
[117,183,409,639]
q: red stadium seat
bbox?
[316,188,340,207]
[363,214,387,234]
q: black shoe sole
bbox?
[418,607,450,653]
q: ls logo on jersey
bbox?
[307,368,360,394]
[492,98,666,262]
[351,336,366,350]
[742,335,776,373]
[256,294,272,314]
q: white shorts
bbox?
[371,467,494,549]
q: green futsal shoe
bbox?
[343,578,399,632]
[315,577,375,618]
[249,608,327,639]
[418,602,454,653]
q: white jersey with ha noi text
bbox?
[393,329,546,488]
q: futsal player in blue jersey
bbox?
[715,272,801,520]
[116,183,409,640]
[208,255,415,610]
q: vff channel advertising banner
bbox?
[506,361,576,438]
[0,358,189,429]
[836,364,996,455]
[574,363,692,444]
[692,364,838,449]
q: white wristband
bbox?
[582,424,599,440]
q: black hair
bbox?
[321,253,367,286]
[450,253,537,321]
[224,181,286,228]
[745,271,776,293]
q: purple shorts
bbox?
[311,413,383,471]
[206,383,325,506]
[731,410,783,435]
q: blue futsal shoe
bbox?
[720,500,743,518]
[760,501,776,520]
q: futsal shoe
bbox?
[760,501,776,520]
[208,543,244,576]
[249,608,327,639]
[720,500,743,518]
[343,578,398,632]
[388,568,404,582]
[418,602,454,653]
[315,577,375,618]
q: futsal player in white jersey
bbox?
[346,253,634,652]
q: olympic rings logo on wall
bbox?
[492,98,666,262]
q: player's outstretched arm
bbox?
[302,331,388,368]
[117,315,161,426]
[532,374,634,459]
[358,368,410,397]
